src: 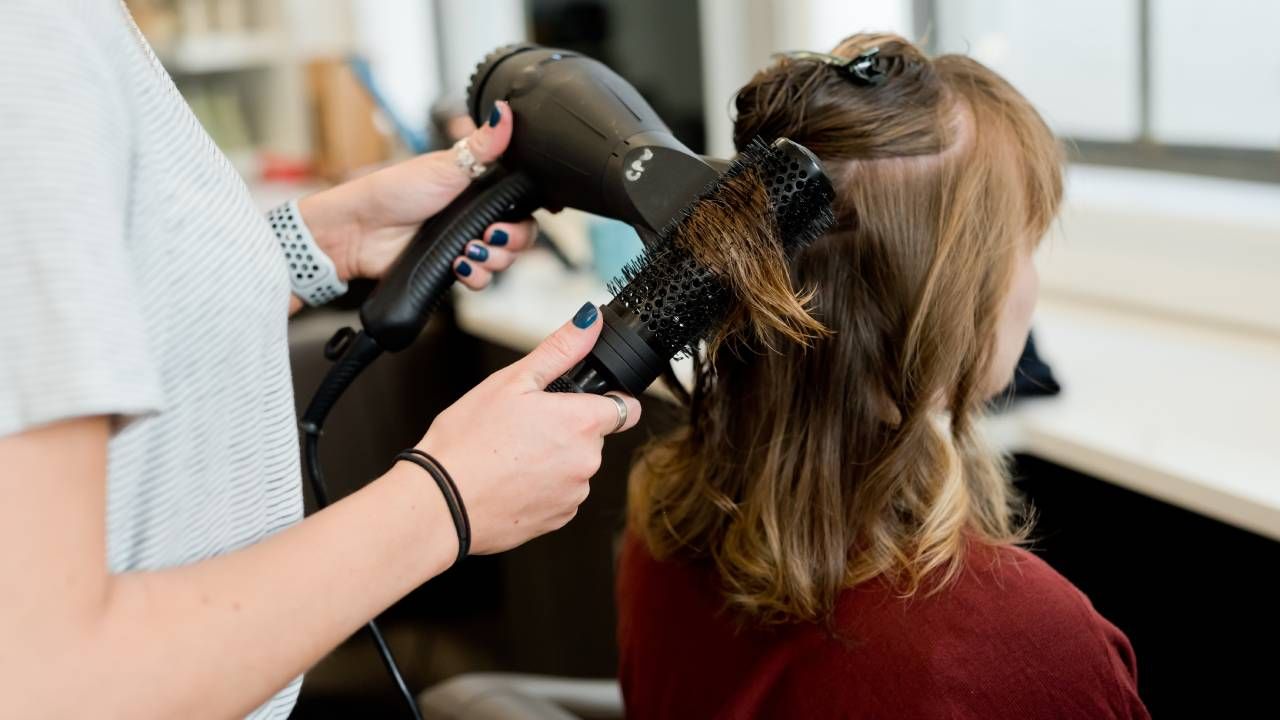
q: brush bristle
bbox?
[606,138,835,359]
[608,240,727,360]
[707,138,836,257]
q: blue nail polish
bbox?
[572,302,598,329]
[456,260,472,277]
[466,243,489,261]
[488,105,501,128]
[489,229,509,246]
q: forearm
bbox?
[22,463,455,719]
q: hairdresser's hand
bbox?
[297,100,536,291]
[417,304,642,555]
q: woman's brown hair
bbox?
[628,33,1064,623]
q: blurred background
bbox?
[124,0,1279,716]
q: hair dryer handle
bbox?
[359,168,539,353]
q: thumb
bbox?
[464,100,513,167]
[515,303,603,390]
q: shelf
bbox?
[155,32,285,75]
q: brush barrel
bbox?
[757,139,835,252]
[547,139,835,397]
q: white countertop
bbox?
[985,302,1280,541]
[455,251,1280,542]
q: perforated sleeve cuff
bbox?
[268,200,348,306]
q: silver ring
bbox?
[605,394,628,434]
[453,137,487,179]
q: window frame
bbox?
[914,0,1280,184]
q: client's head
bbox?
[629,33,1063,623]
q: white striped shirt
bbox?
[0,1,303,716]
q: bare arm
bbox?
[0,313,640,719]
[0,415,455,718]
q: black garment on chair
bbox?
[998,330,1061,406]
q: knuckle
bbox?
[573,452,601,481]
[584,453,603,478]
[544,332,577,364]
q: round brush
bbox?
[548,137,835,396]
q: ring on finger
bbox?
[605,394,629,434]
[453,138,487,179]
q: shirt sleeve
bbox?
[0,1,164,439]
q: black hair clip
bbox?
[774,47,888,86]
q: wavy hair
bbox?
[628,33,1064,623]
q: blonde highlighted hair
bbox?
[628,34,1064,623]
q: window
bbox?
[1149,1,1280,149]
[926,0,1280,183]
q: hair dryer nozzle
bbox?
[465,44,719,234]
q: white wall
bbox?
[1044,166,1280,336]
[697,0,914,158]
[436,0,529,98]
[777,0,914,52]
[934,0,1142,141]
[345,0,529,138]
[350,0,440,135]
[698,0,775,158]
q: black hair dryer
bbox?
[298,48,744,717]
[358,44,721,353]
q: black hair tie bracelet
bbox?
[395,449,470,564]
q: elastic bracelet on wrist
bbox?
[395,449,470,563]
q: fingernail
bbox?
[456,260,473,277]
[572,302,598,329]
[489,229,509,246]
[466,243,489,262]
[488,104,501,128]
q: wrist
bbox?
[396,449,470,562]
[380,461,461,573]
[296,184,369,283]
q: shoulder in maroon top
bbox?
[617,533,1148,719]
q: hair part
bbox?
[629,33,1064,624]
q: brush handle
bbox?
[360,167,539,353]
[547,304,677,396]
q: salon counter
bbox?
[454,250,1280,542]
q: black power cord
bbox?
[300,329,425,720]
[295,166,536,720]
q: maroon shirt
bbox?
[617,533,1148,719]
